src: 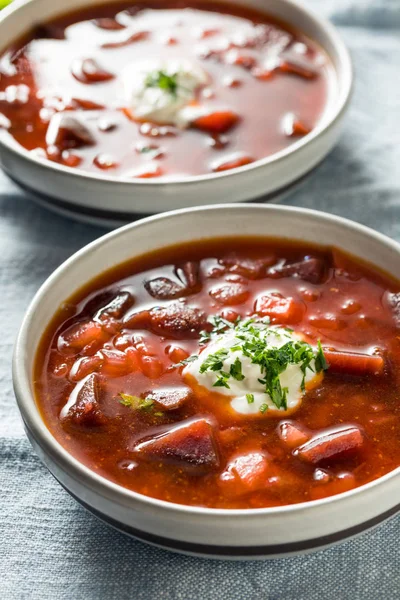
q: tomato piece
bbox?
[219,452,270,496]
[192,111,239,134]
[133,419,220,473]
[254,292,304,324]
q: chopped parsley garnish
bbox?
[199,348,228,374]
[315,340,329,372]
[145,70,179,97]
[246,393,255,404]
[229,357,245,381]
[195,316,329,411]
[118,393,155,412]
[177,355,198,367]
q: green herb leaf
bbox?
[246,393,255,404]
[229,357,245,381]
[200,348,229,374]
[315,340,329,372]
[177,355,198,367]
[118,393,154,412]
[145,70,179,97]
[259,403,268,413]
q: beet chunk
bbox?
[124,302,207,339]
[209,283,249,306]
[268,258,326,284]
[46,114,95,149]
[294,425,365,464]
[61,373,106,427]
[133,419,220,473]
[94,291,134,321]
[220,254,275,279]
[144,277,185,300]
[175,261,200,289]
[145,386,193,410]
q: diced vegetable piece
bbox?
[69,98,105,110]
[175,261,200,288]
[254,292,304,324]
[144,277,185,300]
[140,355,164,379]
[132,419,220,473]
[323,350,384,376]
[220,253,275,279]
[218,426,246,445]
[71,58,115,83]
[219,452,270,495]
[69,353,104,382]
[146,386,193,410]
[310,471,356,501]
[100,349,133,377]
[94,291,134,321]
[269,257,326,284]
[101,31,149,49]
[309,315,347,331]
[62,373,106,427]
[93,18,126,30]
[124,303,207,339]
[279,59,318,80]
[213,155,253,172]
[277,421,310,449]
[192,111,239,134]
[209,283,249,306]
[46,113,95,149]
[294,425,365,464]
[165,344,189,363]
[57,320,108,356]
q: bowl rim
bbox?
[12,203,400,519]
[0,0,353,186]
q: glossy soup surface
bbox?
[35,238,400,509]
[0,1,334,178]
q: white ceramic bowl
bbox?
[13,204,400,559]
[0,0,352,226]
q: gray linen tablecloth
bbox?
[1,1,400,598]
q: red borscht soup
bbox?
[0,1,334,178]
[34,238,400,509]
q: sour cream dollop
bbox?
[184,318,325,415]
[122,59,208,127]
